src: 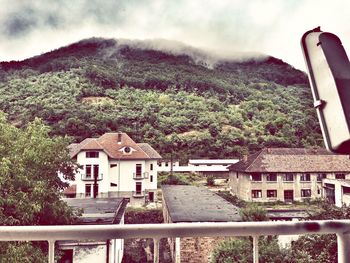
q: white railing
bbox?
[1,220,350,263]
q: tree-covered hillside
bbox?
[0,38,322,162]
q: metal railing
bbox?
[133,172,149,179]
[81,173,103,181]
[1,220,350,263]
[132,190,145,197]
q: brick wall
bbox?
[180,236,226,263]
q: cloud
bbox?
[1,0,350,70]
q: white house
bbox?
[64,132,162,204]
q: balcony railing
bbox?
[1,220,350,263]
[132,190,145,197]
[133,172,149,179]
[81,173,103,181]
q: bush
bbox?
[240,204,268,221]
[207,176,215,186]
[158,172,201,186]
[211,237,287,263]
[216,191,246,208]
[125,208,163,224]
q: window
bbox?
[343,186,350,195]
[110,164,117,168]
[266,173,277,182]
[283,173,294,182]
[85,165,92,178]
[267,190,277,198]
[124,146,131,153]
[301,189,311,197]
[85,184,91,197]
[317,173,326,182]
[336,173,346,179]
[165,162,169,167]
[284,190,294,202]
[85,164,99,179]
[150,163,153,171]
[300,173,311,182]
[251,173,262,181]
[136,164,142,177]
[136,182,142,194]
[150,175,153,183]
[86,151,99,158]
[93,165,99,178]
[252,190,262,198]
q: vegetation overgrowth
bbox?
[0,38,323,162]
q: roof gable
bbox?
[69,132,161,160]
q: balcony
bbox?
[81,173,103,181]
[1,220,350,263]
[133,172,149,180]
[132,190,145,197]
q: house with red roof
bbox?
[228,148,350,203]
[65,132,162,204]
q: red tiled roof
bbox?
[69,133,162,160]
[63,184,76,195]
[229,148,350,173]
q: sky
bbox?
[1,0,350,71]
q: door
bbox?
[148,192,154,202]
[136,182,142,195]
[284,190,294,202]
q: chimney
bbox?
[243,155,248,162]
[117,132,122,144]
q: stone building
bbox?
[161,185,241,263]
[228,148,350,202]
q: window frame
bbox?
[267,189,277,198]
[86,151,99,158]
[301,189,311,198]
[136,164,142,177]
[300,173,311,182]
[251,173,262,182]
[266,173,277,182]
[251,190,262,198]
[317,173,327,182]
[283,173,294,182]
[85,184,92,197]
[335,173,346,180]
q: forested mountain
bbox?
[0,38,322,162]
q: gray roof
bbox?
[162,185,241,222]
[229,148,350,173]
[64,198,128,224]
[137,143,162,159]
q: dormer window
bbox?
[86,151,99,158]
[119,146,136,155]
[124,146,131,153]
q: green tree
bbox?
[211,237,288,263]
[287,200,350,263]
[0,112,79,261]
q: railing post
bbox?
[337,232,350,263]
[175,237,181,263]
[48,240,55,263]
[252,236,259,263]
[153,238,160,263]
